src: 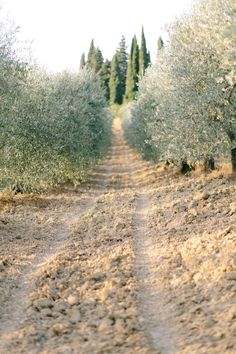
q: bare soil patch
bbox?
[135,166,236,353]
[0,117,235,353]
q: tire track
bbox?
[112,117,175,353]
[133,192,176,354]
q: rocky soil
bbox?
[0,118,235,353]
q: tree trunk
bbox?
[204,156,215,172]
[181,160,191,175]
[231,147,236,173]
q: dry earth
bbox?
[0,117,236,354]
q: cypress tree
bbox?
[116,35,128,101]
[125,35,139,101]
[157,36,164,51]
[87,40,104,73]
[132,35,139,89]
[109,54,122,105]
[99,59,111,102]
[87,39,96,68]
[125,38,135,101]
[139,27,150,79]
[94,47,103,73]
[147,51,151,64]
[80,53,86,69]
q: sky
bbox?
[1,0,194,73]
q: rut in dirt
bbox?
[133,192,176,354]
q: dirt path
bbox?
[0,117,236,353]
[0,118,151,353]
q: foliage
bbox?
[116,35,128,101]
[86,39,104,73]
[139,27,151,79]
[99,59,111,102]
[157,36,164,52]
[83,30,151,106]
[0,67,112,191]
[109,36,128,105]
[125,35,140,102]
[124,0,236,170]
[79,53,86,69]
[0,18,111,191]
[109,54,123,105]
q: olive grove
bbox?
[0,17,111,192]
[124,0,236,172]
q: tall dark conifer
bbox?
[87,39,96,68]
[139,27,150,78]
[99,59,111,102]
[132,35,139,88]
[125,38,135,101]
[157,36,164,51]
[94,48,103,73]
[116,35,128,101]
[80,53,86,69]
[125,35,139,101]
[87,40,104,73]
[109,54,122,105]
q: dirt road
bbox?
[0,118,236,353]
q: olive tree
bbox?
[1,68,111,191]
[124,0,236,172]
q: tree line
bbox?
[123,0,236,173]
[80,28,156,105]
[0,15,112,192]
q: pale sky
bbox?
[1,0,194,73]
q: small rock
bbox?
[202,192,210,200]
[67,295,79,306]
[40,308,53,317]
[193,272,202,283]
[33,298,54,309]
[192,295,204,304]
[91,272,106,282]
[51,323,67,335]
[115,222,126,231]
[54,301,68,313]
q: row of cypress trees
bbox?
[80,27,152,105]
